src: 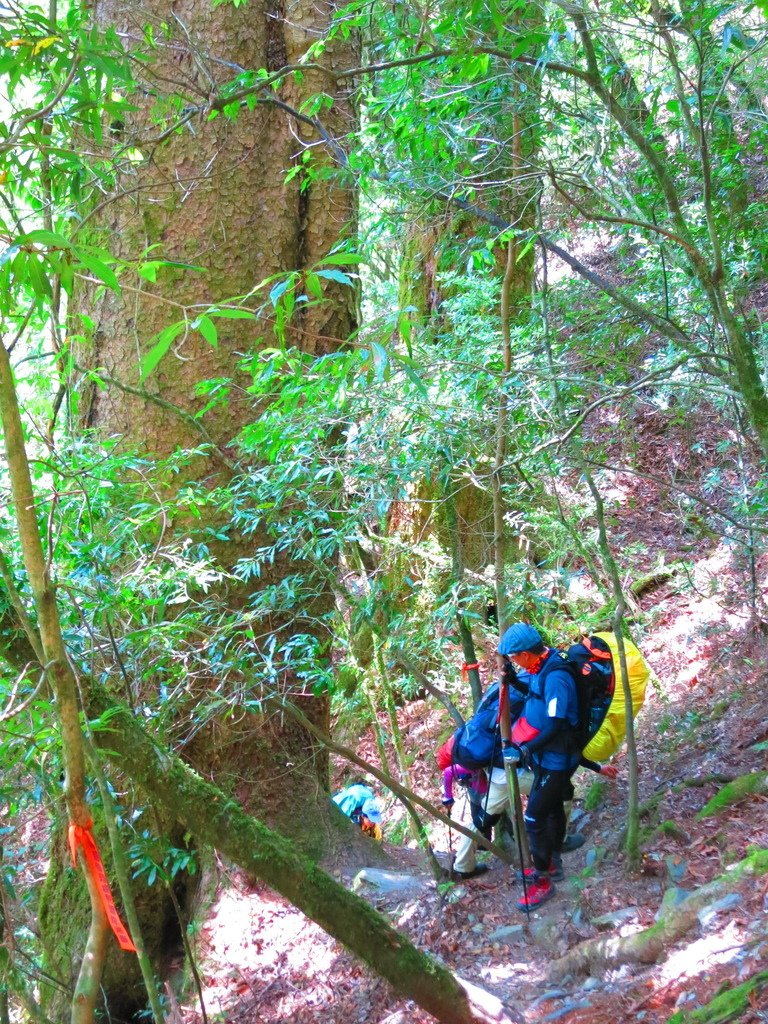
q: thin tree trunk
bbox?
[493,240,516,633]
[0,339,108,1023]
[443,484,483,708]
[582,468,640,867]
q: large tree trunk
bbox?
[41,0,358,1016]
[75,0,357,844]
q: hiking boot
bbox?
[517,875,555,911]
[516,859,564,882]
[450,863,490,881]
[561,832,586,853]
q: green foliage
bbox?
[2,0,768,1008]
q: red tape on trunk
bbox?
[68,819,137,953]
[461,662,480,677]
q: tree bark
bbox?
[72,0,359,834]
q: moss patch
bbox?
[654,820,691,843]
[696,771,768,819]
[38,827,92,1018]
[666,970,768,1023]
[584,780,608,811]
[639,790,664,820]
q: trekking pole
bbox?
[447,806,454,871]
[498,680,531,866]
[498,679,532,919]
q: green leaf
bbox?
[26,255,52,298]
[315,268,353,286]
[76,250,120,290]
[270,278,291,306]
[0,245,20,268]
[305,272,323,300]
[140,321,186,380]
[320,253,364,266]
[19,229,71,248]
[207,307,257,319]
[137,262,161,282]
[402,363,427,396]
[194,315,218,347]
[371,341,389,380]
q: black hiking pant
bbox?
[524,767,575,872]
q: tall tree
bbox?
[74,0,358,836]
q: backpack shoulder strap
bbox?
[537,650,578,684]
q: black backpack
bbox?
[452,682,525,770]
[537,639,615,754]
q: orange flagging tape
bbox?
[461,662,480,677]
[68,819,137,953]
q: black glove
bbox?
[518,744,533,771]
[502,657,528,695]
[501,658,519,688]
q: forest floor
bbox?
[181,423,768,1024]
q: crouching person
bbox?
[333,782,384,840]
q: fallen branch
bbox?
[390,649,465,727]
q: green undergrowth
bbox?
[666,970,768,1023]
[583,780,608,811]
[696,771,768,819]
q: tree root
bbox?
[549,850,768,981]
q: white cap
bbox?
[362,797,382,823]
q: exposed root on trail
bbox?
[549,851,768,981]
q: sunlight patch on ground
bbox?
[658,921,747,985]
[645,541,750,685]
[192,881,338,1017]
[479,961,533,985]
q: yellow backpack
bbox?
[581,632,650,762]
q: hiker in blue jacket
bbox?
[499,622,580,911]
